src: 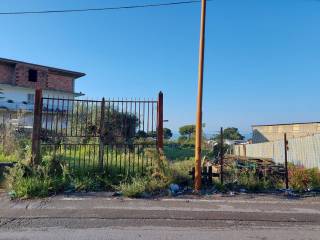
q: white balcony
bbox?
[0,101,34,112]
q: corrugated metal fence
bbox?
[233,134,320,169]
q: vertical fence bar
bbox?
[157,91,164,151]
[220,127,224,184]
[31,89,43,165]
[208,166,213,186]
[55,97,60,135]
[2,114,5,151]
[284,133,289,189]
[98,98,106,173]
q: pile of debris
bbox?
[222,154,286,179]
[189,154,286,187]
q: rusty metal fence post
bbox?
[2,113,5,151]
[98,98,106,173]
[157,91,163,152]
[284,133,289,189]
[220,127,224,184]
[31,89,43,165]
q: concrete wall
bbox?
[0,84,75,111]
[234,134,320,169]
[252,123,320,143]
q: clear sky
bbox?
[1,0,320,135]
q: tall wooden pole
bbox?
[31,88,43,166]
[194,0,207,191]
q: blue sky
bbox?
[1,0,320,135]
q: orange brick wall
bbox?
[14,63,48,89]
[0,62,74,92]
[47,73,73,92]
[0,62,14,84]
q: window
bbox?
[28,69,38,82]
[27,94,35,104]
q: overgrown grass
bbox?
[288,165,320,192]
[5,137,320,199]
[164,143,209,162]
[0,153,18,163]
[164,145,194,161]
[42,144,153,176]
[4,147,175,199]
[117,152,194,197]
[211,163,320,193]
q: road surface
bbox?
[1,192,320,239]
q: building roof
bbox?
[252,121,320,127]
[0,57,85,79]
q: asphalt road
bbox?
[1,192,320,240]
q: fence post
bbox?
[2,113,5,151]
[98,98,106,173]
[220,127,224,184]
[31,88,43,166]
[157,91,164,152]
[284,133,289,189]
[208,166,213,186]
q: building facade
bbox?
[0,57,85,127]
[252,122,320,143]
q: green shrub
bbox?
[0,152,18,163]
[170,159,193,185]
[308,168,320,190]
[117,150,193,197]
[237,171,260,191]
[5,154,71,199]
[288,166,320,192]
[10,176,51,199]
[288,165,310,192]
[117,176,170,198]
[118,177,148,197]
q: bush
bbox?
[170,159,193,185]
[5,154,71,199]
[308,168,320,190]
[117,150,192,197]
[10,177,51,199]
[117,176,170,198]
[237,171,271,192]
[288,165,320,192]
[118,177,148,197]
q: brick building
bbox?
[0,57,85,127]
[0,57,85,110]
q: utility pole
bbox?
[194,0,207,191]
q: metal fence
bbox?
[31,89,164,175]
[233,134,320,169]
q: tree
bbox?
[179,125,196,139]
[214,127,244,141]
[163,128,173,140]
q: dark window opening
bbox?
[28,69,38,82]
